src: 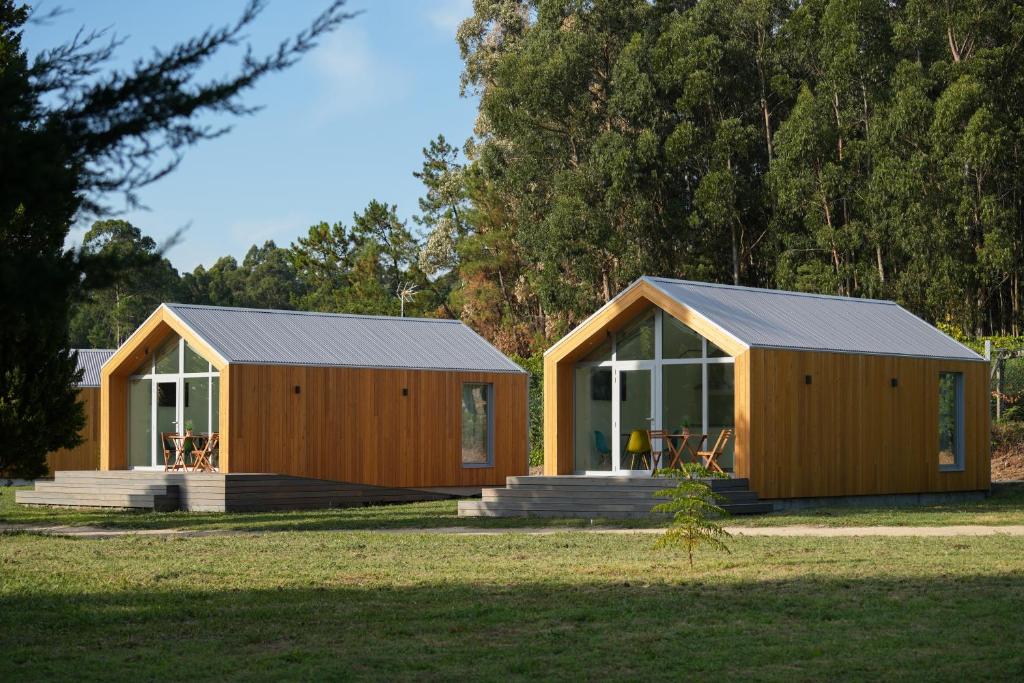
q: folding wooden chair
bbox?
[161,432,186,471]
[190,433,219,473]
[697,429,733,474]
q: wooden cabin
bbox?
[543,277,990,500]
[99,304,528,489]
[45,349,114,474]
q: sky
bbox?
[22,0,478,273]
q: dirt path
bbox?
[4,523,1024,539]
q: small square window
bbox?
[461,383,494,467]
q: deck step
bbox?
[16,487,179,512]
[506,475,749,490]
[19,471,452,512]
[481,488,759,504]
[459,474,770,519]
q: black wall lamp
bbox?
[294,385,301,394]
[402,387,408,396]
[805,374,812,385]
[891,378,899,388]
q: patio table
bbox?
[167,433,209,472]
[648,430,708,471]
[165,434,188,472]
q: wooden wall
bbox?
[46,387,101,473]
[542,288,991,499]
[226,365,528,488]
[742,349,990,499]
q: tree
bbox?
[291,221,353,311]
[347,200,425,316]
[0,0,352,478]
[653,470,732,569]
[237,241,303,310]
[69,220,182,347]
[415,134,469,317]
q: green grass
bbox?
[1,530,1023,680]
[3,484,1024,533]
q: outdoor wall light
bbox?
[891,378,899,387]
[402,387,408,396]
[805,374,812,385]
[294,385,301,394]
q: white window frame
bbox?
[572,308,735,475]
[127,336,220,469]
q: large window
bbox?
[573,308,735,473]
[461,383,494,467]
[938,372,964,471]
[128,333,220,468]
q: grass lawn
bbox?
[3,484,1024,532]
[2,529,1023,681]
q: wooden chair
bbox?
[647,429,685,474]
[698,429,733,474]
[161,432,186,471]
[190,433,219,473]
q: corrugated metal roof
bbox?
[164,304,525,373]
[642,277,983,361]
[74,349,115,387]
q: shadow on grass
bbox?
[2,573,1023,681]
[0,490,663,532]
[5,484,1024,534]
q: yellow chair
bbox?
[625,430,652,470]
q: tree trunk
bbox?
[1014,273,1020,337]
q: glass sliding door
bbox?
[128,378,152,467]
[155,381,179,462]
[183,377,210,435]
[707,363,735,469]
[662,364,703,434]
[573,367,614,471]
[615,367,653,472]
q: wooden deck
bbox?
[458,475,773,518]
[16,471,456,512]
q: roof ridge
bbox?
[643,276,897,305]
[164,303,463,324]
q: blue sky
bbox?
[23,0,478,272]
